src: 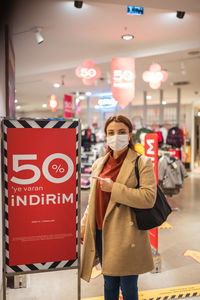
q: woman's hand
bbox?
[93,176,114,192]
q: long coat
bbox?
[81,148,157,282]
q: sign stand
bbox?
[144,133,161,273]
[1,118,81,300]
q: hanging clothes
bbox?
[158,155,188,196]
[166,127,184,148]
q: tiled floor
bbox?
[6,170,200,300]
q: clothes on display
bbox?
[158,155,188,197]
[166,126,184,148]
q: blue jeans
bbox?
[96,229,138,300]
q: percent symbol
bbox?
[52,164,65,173]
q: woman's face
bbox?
[106,121,132,140]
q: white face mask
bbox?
[106,134,129,151]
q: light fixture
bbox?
[15,99,18,103]
[79,95,85,100]
[197,111,200,117]
[16,105,21,110]
[48,95,59,112]
[146,95,152,100]
[32,27,44,44]
[121,34,134,41]
[86,91,92,96]
[42,104,47,108]
[176,11,185,19]
[74,1,83,8]
[162,100,167,105]
[53,83,60,88]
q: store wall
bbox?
[0,26,6,300]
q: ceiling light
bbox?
[74,1,83,8]
[121,34,134,41]
[79,95,85,100]
[146,95,152,100]
[16,105,21,110]
[86,91,92,96]
[42,104,47,108]
[32,27,44,44]
[162,100,167,105]
[176,11,185,19]
[15,99,18,103]
[198,111,200,117]
[53,83,60,88]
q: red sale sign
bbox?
[111,57,135,108]
[5,123,78,268]
[64,94,72,118]
[144,133,158,250]
[75,59,101,86]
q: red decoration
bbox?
[144,133,159,250]
[48,94,59,112]
[111,58,135,109]
[64,95,72,118]
[142,63,168,89]
[75,60,101,86]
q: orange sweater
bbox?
[95,149,128,230]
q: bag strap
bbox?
[135,155,141,188]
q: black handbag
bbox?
[133,155,172,230]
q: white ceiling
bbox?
[12,0,200,113]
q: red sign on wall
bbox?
[75,59,101,86]
[144,133,158,250]
[111,57,135,109]
[5,123,78,269]
[64,94,72,118]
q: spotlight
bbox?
[74,1,83,8]
[176,11,185,19]
[32,27,44,44]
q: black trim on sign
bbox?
[26,264,38,271]
[4,133,7,142]
[18,120,32,128]
[10,265,23,272]
[5,196,8,205]
[53,121,65,128]
[4,149,7,158]
[35,120,50,128]
[5,181,8,189]
[49,261,61,269]
[5,212,8,220]
[64,260,76,267]
[69,121,78,128]
[5,227,9,235]
[4,165,8,174]
[5,242,9,251]
[4,120,15,128]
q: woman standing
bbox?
[81,115,157,300]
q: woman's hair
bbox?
[104,115,135,152]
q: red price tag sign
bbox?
[6,127,77,266]
[111,57,135,108]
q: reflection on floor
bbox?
[6,171,200,300]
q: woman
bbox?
[81,115,157,300]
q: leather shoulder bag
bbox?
[133,155,172,230]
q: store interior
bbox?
[0,0,200,299]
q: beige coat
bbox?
[81,149,157,282]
